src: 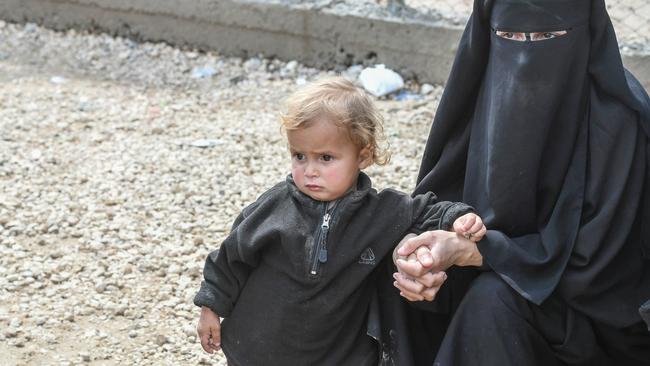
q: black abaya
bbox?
[411,0,650,364]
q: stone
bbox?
[155,334,168,346]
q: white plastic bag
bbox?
[358,65,404,97]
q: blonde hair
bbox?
[280,76,390,166]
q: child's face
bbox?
[287,117,370,201]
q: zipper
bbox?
[309,202,337,276]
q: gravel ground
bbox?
[0,20,441,366]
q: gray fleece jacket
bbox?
[194,172,473,366]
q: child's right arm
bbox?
[193,212,258,355]
[198,306,222,353]
[194,187,282,351]
[194,228,252,320]
[193,200,266,326]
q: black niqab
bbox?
[415,0,650,327]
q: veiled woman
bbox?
[393,0,650,364]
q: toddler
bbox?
[194,77,486,365]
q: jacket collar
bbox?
[285,172,373,207]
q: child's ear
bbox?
[358,146,373,169]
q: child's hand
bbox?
[453,213,486,242]
[197,306,222,354]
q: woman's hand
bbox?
[393,230,483,301]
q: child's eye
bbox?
[294,153,305,161]
[322,155,333,162]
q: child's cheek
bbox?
[322,167,340,184]
[291,166,303,185]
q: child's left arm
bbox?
[452,213,486,242]
[409,193,475,235]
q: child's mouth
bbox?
[305,184,322,191]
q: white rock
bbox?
[4,328,18,338]
[420,83,436,95]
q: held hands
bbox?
[392,233,449,301]
[452,212,486,242]
[197,306,222,354]
[393,226,485,302]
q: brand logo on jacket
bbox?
[359,248,376,265]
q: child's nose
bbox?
[305,162,318,177]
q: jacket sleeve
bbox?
[409,192,475,234]
[193,189,275,317]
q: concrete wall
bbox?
[1,0,649,89]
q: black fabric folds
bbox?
[415,0,650,328]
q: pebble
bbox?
[4,328,19,338]
[63,312,75,322]
[168,264,182,274]
[79,352,91,362]
[155,335,169,346]
[420,83,436,95]
[183,325,196,338]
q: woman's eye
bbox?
[531,30,567,41]
[496,31,515,39]
[495,31,525,41]
[322,155,333,162]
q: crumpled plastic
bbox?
[358,64,404,97]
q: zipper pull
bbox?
[322,213,331,229]
[318,212,331,263]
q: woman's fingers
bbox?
[396,258,428,277]
[417,271,447,288]
[396,232,433,257]
[398,288,425,302]
[415,245,433,267]
[394,271,447,290]
[420,286,441,301]
[393,276,425,301]
[393,272,446,302]
[394,272,424,293]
